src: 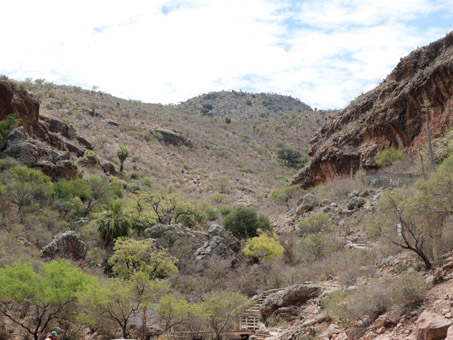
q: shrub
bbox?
[297,212,332,236]
[0,114,19,147]
[243,233,284,262]
[269,185,305,207]
[391,271,428,305]
[84,149,98,158]
[223,205,271,239]
[325,272,428,324]
[97,202,130,247]
[296,234,342,263]
[7,166,53,211]
[375,147,404,166]
[108,237,178,280]
[277,148,308,168]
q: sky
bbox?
[1,0,452,109]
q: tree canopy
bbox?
[0,260,95,340]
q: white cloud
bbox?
[0,0,452,109]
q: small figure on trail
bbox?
[43,331,57,340]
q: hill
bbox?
[20,81,326,206]
[178,91,312,120]
[0,32,452,340]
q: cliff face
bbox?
[293,32,453,188]
[0,77,115,180]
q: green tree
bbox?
[201,290,250,340]
[413,153,453,263]
[269,185,305,207]
[154,294,207,336]
[78,272,165,339]
[117,145,129,172]
[378,187,432,269]
[0,260,95,340]
[138,191,199,226]
[0,114,19,147]
[82,175,113,217]
[223,205,271,239]
[243,233,284,262]
[108,237,178,280]
[277,148,307,167]
[7,165,53,211]
[52,178,92,218]
[97,202,130,248]
[297,212,333,236]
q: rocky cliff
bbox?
[293,31,453,188]
[0,76,116,179]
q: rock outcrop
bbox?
[260,284,321,317]
[152,128,193,148]
[2,127,78,180]
[194,224,241,260]
[0,77,117,179]
[40,231,87,261]
[293,31,453,188]
[144,223,241,270]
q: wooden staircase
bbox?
[239,289,282,331]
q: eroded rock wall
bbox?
[293,32,453,188]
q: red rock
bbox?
[416,310,450,340]
[446,325,453,340]
[293,31,453,189]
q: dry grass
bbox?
[25,81,328,207]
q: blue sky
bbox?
[1,0,452,109]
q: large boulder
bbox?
[194,224,241,260]
[260,284,321,317]
[152,128,193,148]
[40,231,87,261]
[346,196,366,210]
[296,193,317,215]
[144,224,241,271]
[416,310,450,340]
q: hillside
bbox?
[0,32,452,340]
[22,80,326,206]
[178,91,313,120]
[293,30,453,188]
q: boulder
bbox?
[101,160,119,176]
[261,284,320,317]
[296,193,317,215]
[194,224,241,260]
[416,310,450,340]
[152,128,193,148]
[40,115,77,140]
[40,231,86,261]
[144,224,241,271]
[346,196,366,210]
